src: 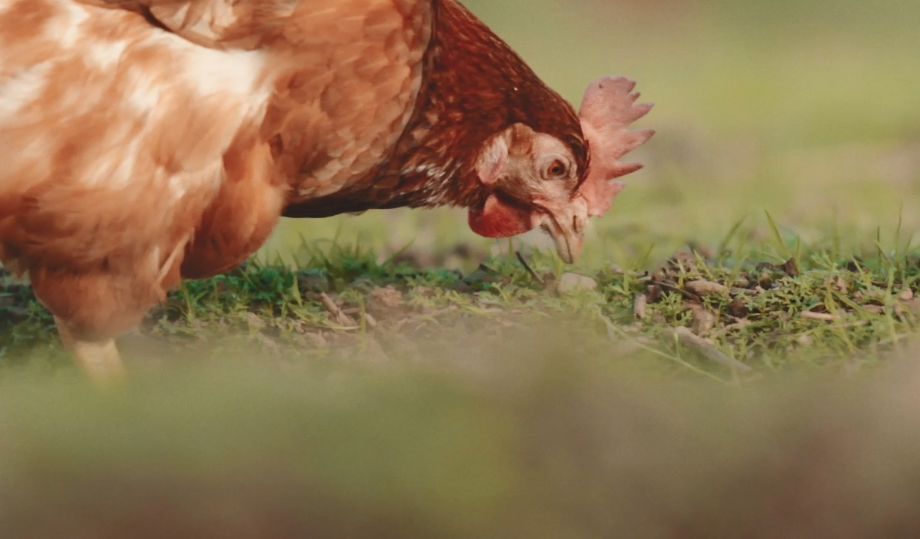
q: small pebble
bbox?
[633,293,647,319]
[557,273,598,294]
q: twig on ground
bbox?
[801,311,837,321]
[606,323,729,384]
[363,311,378,329]
[663,326,754,374]
[685,280,728,296]
[657,281,702,302]
[319,293,357,327]
[515,251,544,285]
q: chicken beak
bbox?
[538,197,589,264]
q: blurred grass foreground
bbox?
[5,341,920,538]
[4,0,920,537]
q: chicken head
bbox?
[467,76,654,263]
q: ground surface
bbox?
[4,240,920,381]
[2,0,920,537]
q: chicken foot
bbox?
[55,317,126,383]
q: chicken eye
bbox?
[546,159,567,178]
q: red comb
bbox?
[578,76,654,217]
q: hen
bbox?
[0,0,653,380]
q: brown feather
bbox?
[282,0,587,217]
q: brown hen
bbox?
[0,0,653,380]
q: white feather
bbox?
[0,62,51,120]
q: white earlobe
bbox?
[476,134,509,185]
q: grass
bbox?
[2,0,920,536]
[5,331,920,538]
[5,225,920,380]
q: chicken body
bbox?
[0,0,652,380]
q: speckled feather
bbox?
[283,0,587,217]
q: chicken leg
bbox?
[55,317,126,383]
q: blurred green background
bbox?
[5,3,920,537]
[264,0,920,268]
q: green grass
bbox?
[2,0,920,535]
[4,333,920,537]
[5,229,920,380]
